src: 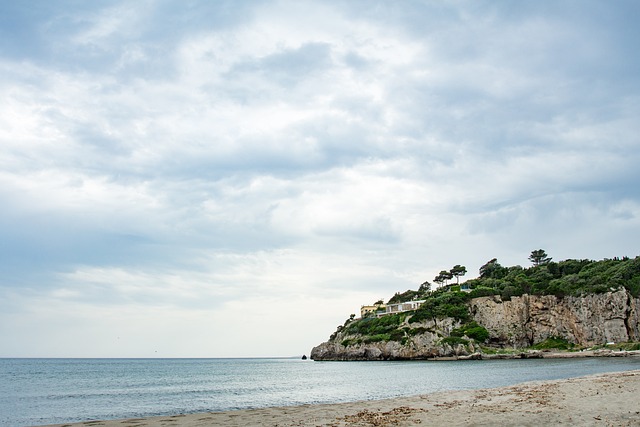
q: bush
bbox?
[437,304,470,321]
[501,285,521,301]
[441,336,468,346]
[346,313,406,336]
[450,321,489,343]
[468,286,497,298]
[388,329,406,342]
[409,292,471,323]
[407,327,429,336]
[465,325,490,342]
[532,337,574,350]
[364,334,391,343]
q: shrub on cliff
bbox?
[441,336,468,346]
[468,286,497,298]
[409,291,471,323]
[531,337,574,350]
[450,321,489,343]
[345,312,407,336]
[464,256,640,299]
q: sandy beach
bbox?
[44,369,640,427]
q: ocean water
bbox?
[1,357,639,427]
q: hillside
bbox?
[311,254,640,361]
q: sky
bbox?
[1,0,639,358]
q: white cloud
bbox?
[0,0,639,357]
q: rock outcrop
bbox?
[469,288,639,348]
[311,317,472,361]
[311,289,640,361]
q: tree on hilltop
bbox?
[529,249,552,266]
[418,281,431,294]
[479,258,507,279]
[433,274,444,287]
[434,270,453,287]
[450,265,467,284]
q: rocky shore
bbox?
[428,349,640,361]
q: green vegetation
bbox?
[441,336,469,346]
[332,252,640,348]
[345,312,407,336]
[451,321,490,343]
[440,322,489,347]
[340,314,412,345]
[409,289,472,323]
[341,338,361,347]
[364,334,392,343]
[531,337,575,350]
[406,326,430,336]
[387,284,430,304]
[463,255,640,299]
[450,264,467,284]
[589,342,640,351]
[529,249,552,266]
[478,346,512,355]
[434,265,467,287]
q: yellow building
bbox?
[360,302,386,318]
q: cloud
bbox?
[0,0,639,357]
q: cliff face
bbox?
[470,288,639,348]
[311,289,640,361]
[310,317,472,361]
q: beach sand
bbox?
[46,369,640,427]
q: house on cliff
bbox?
[385,300,426,314]
[360,302,386,318]
[361,299,427,318]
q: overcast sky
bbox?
[1,0,639,358]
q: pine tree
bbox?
[529,249,552,266]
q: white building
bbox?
[385,300,425,314]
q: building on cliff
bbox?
[361,300,427,318]
[385,300,426,314]
[360,302,386,318]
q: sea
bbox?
[1,357,640,427]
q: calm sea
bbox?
[1,357,639,427]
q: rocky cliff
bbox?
[310,289,640,361]
[469,288,639,347]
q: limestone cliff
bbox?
[311,289,640,361]
[310,317,471,361]
[470,288,639,347]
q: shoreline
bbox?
[311,348,640,361]
[437,348,640,361]
[44,369,640,427]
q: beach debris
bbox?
[337,406,425,426]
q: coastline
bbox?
[437,348,640,361]
[44,369,640,427]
